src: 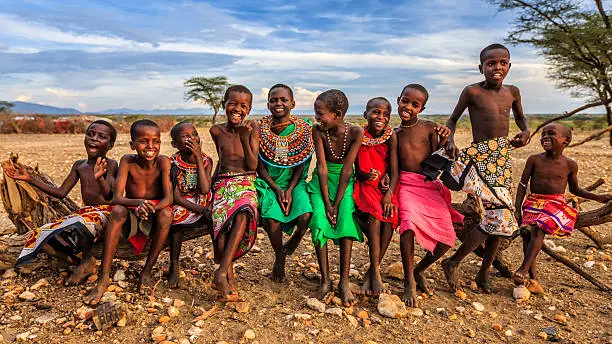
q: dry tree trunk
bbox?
[569,124,612,147]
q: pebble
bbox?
[63,328,72,335]
[583,261,595,268]
[325,307,343,317]
[187,326,203,336]
[112,270,126,282]
[356,310,369,319]
[76,306,94,320]
[345,314,359,328]
[117,281,128,289]
[471,302,485,312]
[552,245,567,253]
[492,323,503,331]
[407,307,424,317]
[534,313,544,321]
[554,314,567,324]
[385,261,404,280]
[504,329,513,337]
[178,338,191,344]
[10,315,23,321]
[306,298,326,313]
[235,302,250,313]
[151,326,166,341]
[2,269,17,279]
[244,329,256,340]
[159,316,170,323]
[101,292,117,303]
[18,291,36,301]
[513,285,531,301]
[30,278,49,290]
[331,296,342,306]
[537,332,548,340]
[292,333,305,341]
[377,293,408,318]
[349,269,360,277]
[455,306,466,313]
[251,245,262,253]
[16,331,30,342]
[168,306,180,317]
[87,274,98,283]
[467,329,476,338]
[173,299,186,308]
[34,313,56,325]
[454,290,467,300]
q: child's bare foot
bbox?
[475,272,493,294]
[213,270,231,300]
[512,271,529,286]
[319,278,333,297]
[441,258,459,291]
[401,282,418,307]
[271,251,287,283]
[414,268,433,295]
[228,266,238,293]
[338,281,356,307]
[369,273,387,296]
[284,236,302,256]
[360,273,372,295]
[84,275,110,305]
[65,256,97,286]
[167,264,180,289]
[138,272,156,295]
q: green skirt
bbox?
[307,161,362,248]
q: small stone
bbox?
[235,301,250,313]
[35,313,56,324]
[87,274,98,283]
[251,245,262,253]
[455,306,466,313]
[16,331,30,341]
[553,314,567,324]
[19,291,36,301]
[306,298,326,313]
[188,326,203,336]
[407,308,424,317]
[385,261,404,280]
[173,299,186,308]
[292,333,305,341]
[504,329,513,337]
[513,285,531,301]
[471,302,485,312]
[10,315,23,321]
[537,332,548,340]
[291,313,312,320]
[467,329,476,338]
[2,269,17,279]
[552,245,567,253]
[31,278,50,290]
[349,269,360,277]
[168,306,180,318]
[377,293,408,318]
[492,323,503,331]
[178,338,191,344]
[331,296,342,306]
[534,313,544,321]
[258,268,272,276]
[469,281,479,291]
[113,270,126,282]
[583,261,595,268]
[325,307,343,317]
[244,329,256,340]
[159,316,170,323]
[454,290,467,300]
[151,326,166,341]
[448,314,458,320]
[356,310,369,319]
[76,306,94,320]
[117,317,127,327]
[101,292,117,303]
[345,314,359,328]
[63,328,72,335]
[117,281,128,289]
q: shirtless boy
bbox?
[442,43,530,293]
[256,84,313,282]
[308,89,364,306]
[514,123,611,292]
[353,97,398,296]
[394,84,462,306]
[8,120,117,285]
[210,85,260,301]
[168,121,213,288]
[85,120,173,305]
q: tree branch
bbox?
[595,0,611,31]
[568,124,612,147]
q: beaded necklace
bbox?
[171,152,208,195]
[325,122,348,160]
[362,124,393,146]
[259,115,314,168]
[400,118,420,128]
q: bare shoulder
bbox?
[210,124,223,136]
[248,119,260,130]
[312,123,323,134]
[564,155,578,170]
[465,83,481,94]
[505,84,521,97]
[157,155,171,167]
[349,123,364,140]
[420,119,438,129]
[106,158,119,169]
[120,154,138,164]
[73,158,88,169]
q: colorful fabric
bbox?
[123,200,164,255]
[16,205,113,266]
[170,151,212,226]
[308,161,362,248]
[447,137,518,236]
[212,172,258,260]
[256,122,312,234]
[353,131,398,227]
[522,193,577,237]
[397,172,463,253]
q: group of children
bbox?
[6,43,610,307]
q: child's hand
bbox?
[274,189,289,215]
[93,157,108,180]
[325,205,338,227]
[596,194,612,204]
[382,192,395,219]
[185,139,203,158]
[4,164,32,182]
[136,200,156,220]
[379,174,390,192]
[510,130,530,148]
[514,209,522,226]
[367,168,381,181]
[237,120,254,138]
[444,140,460,160]
[283,191,293,216]
[435,124,451,146]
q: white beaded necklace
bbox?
[325,123,348,160]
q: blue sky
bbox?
[0,0,597,114]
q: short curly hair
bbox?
[316,89,349,116]
[222,85,253,109]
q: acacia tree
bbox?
[491,0,612,145]
[184,76,229,124]
[0,101,14,113]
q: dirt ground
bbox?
[0,125,611,344]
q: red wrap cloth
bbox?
[522,193,577,237]
[353,137,398,227]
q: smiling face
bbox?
[171,123,200,153]
[225,91,252,125]
[314,99,341,130]
[479,48,511,86]
[130,125,161,161]
[364,99,391,135]
[540,124,570,152]
[397,88,427,122]
[84,123,113,158]
[267,87,295,119]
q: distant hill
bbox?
[11,101,82,115]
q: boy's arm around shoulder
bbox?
[509,85,530,148]
[154,155,174,210]
[333,125,364,208]
[567,158,611,203]
[444,86,471,159]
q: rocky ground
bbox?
[0,126,611,344]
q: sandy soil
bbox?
[0,126,611,344]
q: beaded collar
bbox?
[362,124,393,146]
[171,151,209,194]
[259,115,314,168]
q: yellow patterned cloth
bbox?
[448,137,518,236]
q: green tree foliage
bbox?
[184,76,230,124]
[0,101,14,113]
[492,0,612,144]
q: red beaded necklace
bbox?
[362,124,393,146]
[259,115,314,168]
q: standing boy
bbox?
[442,44,530,293]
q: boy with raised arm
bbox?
[442,44,530,293]
[168,121,213,288]
[308,89,364,307]
[394,84,462,306]
[256,84,314,282]
[7,120,117,285]
[513,123,610,292]
[209,85,260,301]
[85,120,173,305]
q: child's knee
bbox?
[157,208,173,225]
[111,205,129,220]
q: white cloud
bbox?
[16,94,31,101]
[229,23,275,37]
